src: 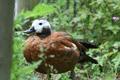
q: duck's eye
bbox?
[39,23,42,25]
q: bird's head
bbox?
[24,19,52,37]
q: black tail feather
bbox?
[74,39,102,71]
[78,52,98,64]
[78,51,102,72]
[79,41,98,49]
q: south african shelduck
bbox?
[23,19,100,79]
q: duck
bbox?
[23,19,100,79]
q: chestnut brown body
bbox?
[24,32,80,73]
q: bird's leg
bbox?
[47,68,51,80]
[69,69,75,80]
[47,73,51,80]
[99,65,103,72]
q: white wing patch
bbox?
[71,43,77,50]
[64,43,77,50]
[64,46,71,50]
[49,55,55,58]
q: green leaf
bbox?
[24,3,56,18]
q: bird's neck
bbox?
[36,28,52,38]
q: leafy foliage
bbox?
[12,0,120,80]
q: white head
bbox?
[24,19,52,36]
[32,19,51,33]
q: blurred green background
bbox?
[12,0,120,80]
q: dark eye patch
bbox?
[39,23,42,25]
